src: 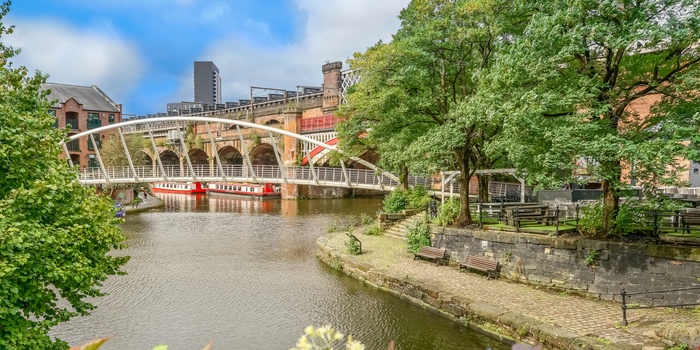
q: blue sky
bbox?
[6,0,408,116]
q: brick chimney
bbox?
[322,61,342,111]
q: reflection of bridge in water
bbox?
[156,193,280,214]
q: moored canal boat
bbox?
[206,182,281,198]
[151,182,207,194]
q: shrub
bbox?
[359,213,374,225]
[407,185,431,210]
[434,197,460,226]
[405,217,431,253]
[345,233,362,255]
[364,224,382,236]
[578,201,604,236]
[383,189,409,213]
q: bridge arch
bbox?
[217,145,242,165]
[60,116,400,186]
[250,143,276,165]
[160,149,179,165]
[189,148,209,165]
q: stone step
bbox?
[382,212,426,240]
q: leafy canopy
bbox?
[0,2,129,348]
[487,0,700,233]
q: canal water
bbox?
[53,194,509,350]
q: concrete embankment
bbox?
[124,196,164,214]
[316,229,699,350]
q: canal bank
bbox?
[123,196,164,214]
[317,228,700,350]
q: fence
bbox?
[620,286,700,325]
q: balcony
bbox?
[66,118,79,130]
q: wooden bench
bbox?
[680,212,700,233]
[458,255,500,279]
[510,205,559,233]
[413,246,446,266]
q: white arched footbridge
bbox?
[60,117,443,192]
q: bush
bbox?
[405,217,431,253]
[383,189,409,213]
[345,233,362,255]
[578,201,604,236]
[434,197,460,226]
[364,224,382,236]
[407,185,431,210]
[359,213,374,225]
[383,187,433,213]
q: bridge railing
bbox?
[75,164,455,192]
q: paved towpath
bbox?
[318,229,700,350]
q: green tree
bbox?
[491,0,700,235]
[0,2,129,347]
[98,132,149,167]
[338,0,522,225]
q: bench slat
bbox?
[459,255,500,279]
[413,246,446,266]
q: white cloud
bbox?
[5,18,144,103]
[179,0,409,104]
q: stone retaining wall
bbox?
[316,242,598,349]
[378,209,419,230]
[432,226,700,306]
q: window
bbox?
[88,155,99,168]
[694,168,699,175]
[49,110,58,127]
[108,114,115,123]
[87,113,101,129]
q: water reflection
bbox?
[52,196,508,350]
[156,193,280,214]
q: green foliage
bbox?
[184,122,204,150]
[359,213,374,226]
[0,4,129,347]
[405,217,431,253]
[488,0,700,235]
[578,202,605,237]
[248,130,261,147]
[406,185,430,211]
[382,189,409,213]
[584,250,600,267]
[382,187,432,213]
[435,197,460,226]
[337,0,525,225]
[345,233,362,255]
[99,132,149,167]
[364,224,382,236]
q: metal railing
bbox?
[620,286,700,325]
[76,165,432,191]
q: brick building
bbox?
[43,83,122,168]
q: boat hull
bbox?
[151,182,207,194]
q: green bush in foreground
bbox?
[382,187,433,214]
[434,197,460,226]
[405,217,431,253]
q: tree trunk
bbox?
[476,174,489,203]
[455,149,472,226]
[601,160,621,236]
[399,165,409,191]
